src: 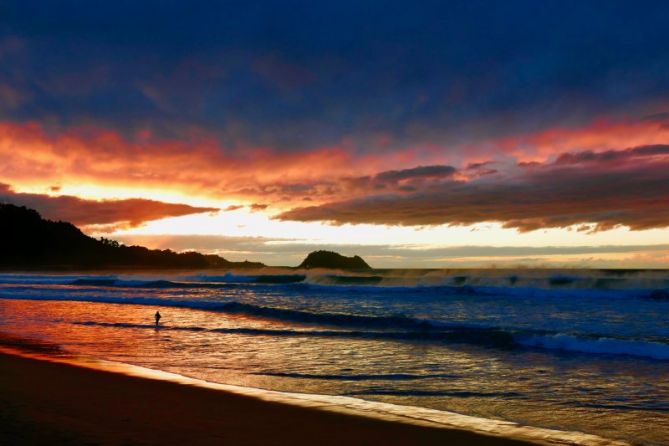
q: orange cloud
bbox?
[0,183,218,229]
[0,122,365,200]
[1,113,669,212]
[489,116,669,162]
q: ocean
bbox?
[0,269,668,445]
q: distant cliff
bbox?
[298,250,371,270]
[0,204,264,270]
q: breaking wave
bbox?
[1,272,667,301]
[516,334,669,361]
[62,298,669,361]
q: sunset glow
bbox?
[1,2,669,267]
[2,5,669,445]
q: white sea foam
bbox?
[516,334,669,360]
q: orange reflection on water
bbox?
[1,294,668,446]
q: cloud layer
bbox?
[2,1,669,153]
[279,145,669,231]
[1,1,669,251]
[0,184,217,228]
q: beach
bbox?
[0,272,664,445]
[0,350,543,446]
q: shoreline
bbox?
[0,345,628,446]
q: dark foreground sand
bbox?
[0,351,542,446]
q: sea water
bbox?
[0,269,668,445]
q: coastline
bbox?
[0,344,628,446]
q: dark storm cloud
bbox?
[375,165,457,182]
[278,145,669,231]
[1,1,669,150]
[0,184,218,227]
[343,165,459,194]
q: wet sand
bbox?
[0,351,542,446]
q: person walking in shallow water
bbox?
[155,311,161,326]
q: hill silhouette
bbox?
[298,250,371,270]
[0,204,264,270]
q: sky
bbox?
[1,1,669,268]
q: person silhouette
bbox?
[155,311,161,326]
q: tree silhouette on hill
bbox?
[0,204,264,270]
